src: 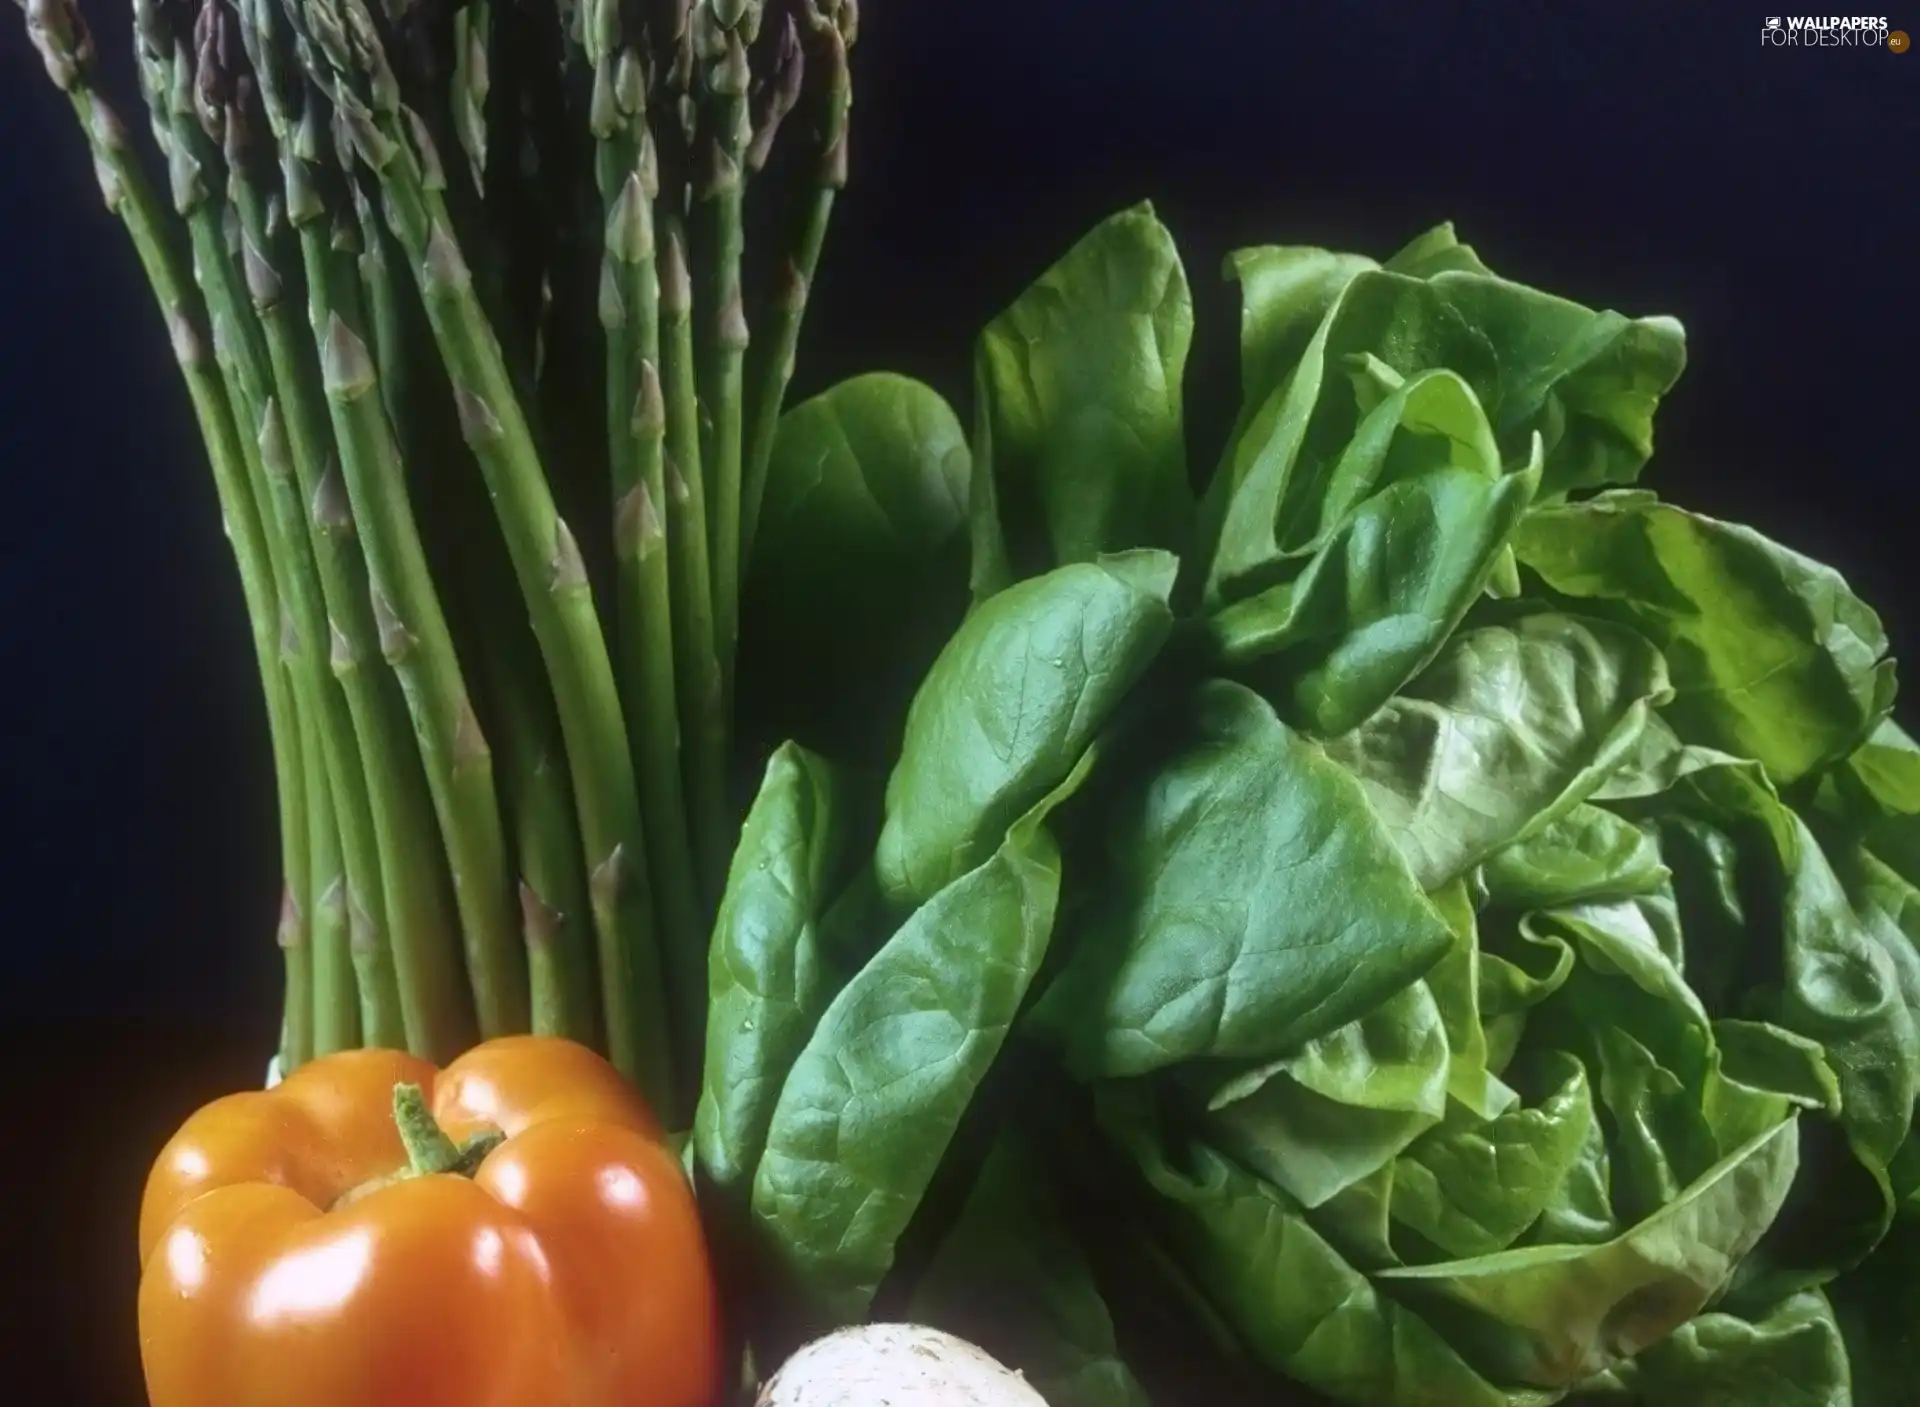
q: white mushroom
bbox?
[756,1324,1050,1407]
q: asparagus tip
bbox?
[20,0,94,91]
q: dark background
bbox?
[2,0,1915,1400]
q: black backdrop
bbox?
[2,1,1915,1401]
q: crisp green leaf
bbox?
[1037,680,1452,1078]
[744,374,973,762]
[1323,614,1672,889]
[1478,917,1580,1077]
[1105,1094,1549,1407]
[972,202,1194,580]
[1200,254,1684,604]
[911,1132,1152,1407]
[1812,719,1920,886]
[1831,1218,1920,1407]
[1590,714,1740,802]
[875,552,1175,908]
[1526,1070,1620,1249]
[1228,244,1380,413]
[1525,893,1823,1219]
[694,744,849,1202]
[1614,1290,1852,1406]
[1661,763,1920,1196]
[1379,1119,1801,1389]
[1427,878,1516,1119]
[751,766,1086,1326]
[1204,979,1452,1209]
[1383,222,1496,279]
[1512,492,1896,784]
[1480,804,1670,911]
[1390,1052,1599,1261]
[1209,462,1540,737]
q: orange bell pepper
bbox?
[137,1035,720,1407]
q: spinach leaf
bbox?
[1379,1119,1801,1390]
[1036,680,1451,1079]
[742,374,972,763]
[694,743,849,1204]
[1480,805,1669,912]
[876,552,1176,909]
[1512,492,1896,784]
[751,763,1086,1326]
[1209,461,1540,737]
[910,1131,1152,1407]
[1609,1290,1852,1407]
[972,202,1194,581]
[1323,614,1672,889]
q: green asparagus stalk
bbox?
[298,698,359,1052]
[653,21,732,909]
[587,0,707,1058]
[132,0,360,1065]
[324,5,600,1052]
[157,0,419,1056]
[739,0,850,568]
[299,0,675,1110]
[13,0,321,1068]
[241,0,496,1051]
[690,0,759,722]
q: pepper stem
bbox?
[392,1081,505,1177]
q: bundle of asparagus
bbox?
[17,0,856,1124]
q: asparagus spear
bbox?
[690,0,759,722]
[124,0,359,1064]
[242,0,506,1051]
[587,0,707,1059]
[319,0,602,1050]
[147,0,422,1051]
[298,0,675,1110]
[14,0,324,1068]
[654,12,732,909]
[739,0,852,569]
